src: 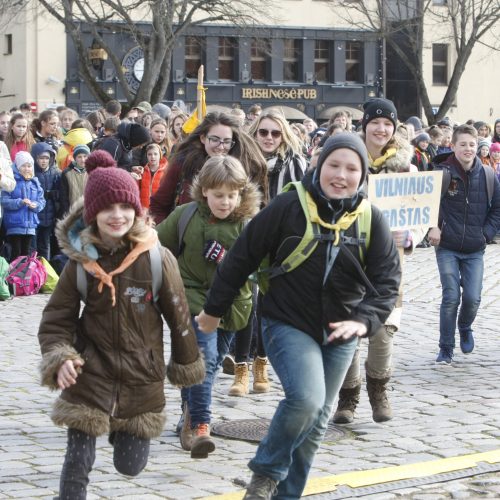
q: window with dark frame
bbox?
[314,40,330,82]
[251,38,270,81]
[4,34,12,55]
[185,36,202,79]
[218,37,236,81]
[283,39,301,82]
[345,41,362,82]
[432,43,448,85]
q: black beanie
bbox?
[129,123,151,148]
[361,98,398,132]
[316,133,369,188]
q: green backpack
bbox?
[0,256,11,300]
[256,182,372,294]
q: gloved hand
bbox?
[203,240,226,264]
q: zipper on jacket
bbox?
[110,273,121,417]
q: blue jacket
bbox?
[436,153,500,253]
[1,165,46,236]
[32,142,61,228]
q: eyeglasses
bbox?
[207,136,235,149]
[258,128,282,139]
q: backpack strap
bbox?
[149,243,162,307]
[258,183,373,293]
[482,164,495,207]
[267,182,320,279]
[76,262,87,303]
[176,202,198,257]
[440,168,451,199]
[355,199,372,265]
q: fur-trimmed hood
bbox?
[381,134,414,173]
[190,178,262,222]
[55,198,156,264]
[360,132,414,173]
[55,198,95,263]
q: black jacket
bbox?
[435,153,500,253]
[204,174,401,344]
[93,122,134,171]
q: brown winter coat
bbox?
[38,200,205,438]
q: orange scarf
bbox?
[82,231,158,306]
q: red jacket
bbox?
[10,141,29,161]
[139,158,168,209]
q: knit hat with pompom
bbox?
[84,150,117,173]
[83,165,142,224]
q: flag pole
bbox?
[197,66,204,122]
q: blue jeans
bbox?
[249,317,357,499]
[181,317,233,427]
[436,247,484,349]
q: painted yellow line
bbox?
[201,449,500,500]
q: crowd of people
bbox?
[0,97,499,499]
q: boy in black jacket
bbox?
[196,134,401,499]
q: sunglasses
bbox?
[258,128,282,139]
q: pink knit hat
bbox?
[83,166,142,224]
[490,142,500,154]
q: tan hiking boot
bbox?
[179,402,193,451]
[252,356,270,393]
[366,374,393,422]
[229,362,250,396]
[190,423,215,459]
[332,385,361,424]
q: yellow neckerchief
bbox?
[305,192,368,246]
[369,147,397,171]
[82,231,158,307]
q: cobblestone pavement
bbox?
[0,246,499,499]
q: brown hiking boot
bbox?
[366,374,393,422]
[222,354,235,375]
[229,362,250,396]
[179,402,193,451]
[252,356,270,393]
[190,423,215,459]
[243,472,278,499]
[332,385,361,424]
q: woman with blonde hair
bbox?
[249,110,307,199]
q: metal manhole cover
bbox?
[211,418,346,443]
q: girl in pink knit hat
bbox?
[38,163,204,499]
[489,142,500,180]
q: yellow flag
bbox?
[182,84,206,134]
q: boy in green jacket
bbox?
[156,155,261,458]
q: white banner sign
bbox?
[367,171,443,231]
